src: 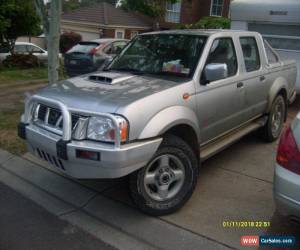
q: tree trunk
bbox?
[47,0,61,84]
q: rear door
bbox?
[238,36,269,121]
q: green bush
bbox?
[177,16,230,30]
[2,54,41,68]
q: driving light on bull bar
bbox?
[76,149,100,161]
[87,115,128,143]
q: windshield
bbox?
[67,42,100,54]
[108,34,207,77]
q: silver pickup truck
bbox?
[18,30,297,215]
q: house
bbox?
[161,0,231,29]
[61,0,231,40]
[61,2,152,40]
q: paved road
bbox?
[0,149,231,250]
[0,182,116,250]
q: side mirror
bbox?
[201,63,228,85]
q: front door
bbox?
[195,37,245,143]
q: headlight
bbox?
[87,115,128,143]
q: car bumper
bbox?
[274,164,300,218]
[22,124,162,179]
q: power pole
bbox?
[35,0,61,84]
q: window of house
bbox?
[165,1,181,23]
[240,37,261,72]
[205,38,238,78]
[210,0,224,17]
[115,29,125,39]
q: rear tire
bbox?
[129,134,198,216]
[260,95,286,142]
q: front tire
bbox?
[260,95,286,142]
[129,135,199,216]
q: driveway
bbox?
[82,98,300,249]
[0,98,299,250]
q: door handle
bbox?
[237,82,244,88]
[260,76,266,82]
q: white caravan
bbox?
[231,0,300,92]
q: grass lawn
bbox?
[0,67,48,84]
[0,67,51,154]
[0,106,26,155]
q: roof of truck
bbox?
[141,29,258,36]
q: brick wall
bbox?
[161,0,231,28]
[102,29,115,38]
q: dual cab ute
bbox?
[18,30,297,215]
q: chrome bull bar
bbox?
[23,95,122,149]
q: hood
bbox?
[36,71,185,114]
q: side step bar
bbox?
[200,117,267,161]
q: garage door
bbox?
[77,31,100,41]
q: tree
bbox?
[35,0,62,84]
[62,0,81,12]
[60,31,82,53]
[0,0,41,53]
[119,0,178,18]
[63,0,117,12]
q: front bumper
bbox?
[274,164,300,218]
[22,124,161,179]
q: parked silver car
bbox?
[18,30,297,215]
[274,112,300,220]
[0,42,61,65]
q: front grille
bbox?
[36,148,65,170]
[34,104,81,133]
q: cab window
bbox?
[27,45,43,53]
[14,45,27,53]
[205,38,238,78]
[240,37,261,72]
